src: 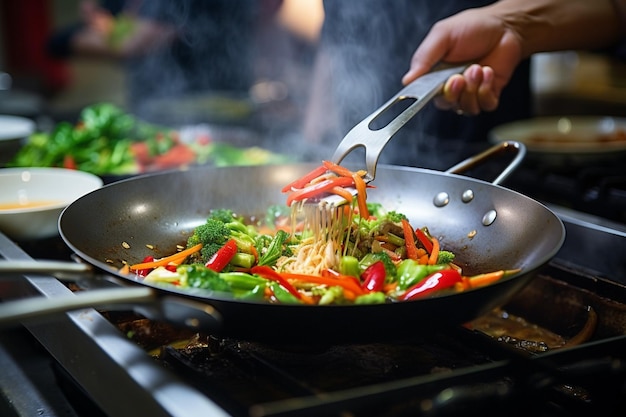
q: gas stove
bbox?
[1,204,626,416]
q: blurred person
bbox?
[304,0,625,170]
[47,0,257,123]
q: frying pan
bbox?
[0,141,566,343]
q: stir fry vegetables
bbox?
[122,163,520,305]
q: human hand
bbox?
[402,7,523,115]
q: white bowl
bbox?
[0,168,103,241]
[0,115,35,165]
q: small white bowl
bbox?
[0,168,103,241]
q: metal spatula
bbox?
[318,64,468,207]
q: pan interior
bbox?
[59,164,565,293]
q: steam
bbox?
[123,1,505,171]
[302,0,472,170]
[125,1,257,125]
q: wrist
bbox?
[489,0,622,57]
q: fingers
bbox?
[477,66,499,111]
[434,65,499,115]
[458,64,483,115]
[435,75,465,111]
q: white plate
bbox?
[489,116,626,154]
[0,114,35,141]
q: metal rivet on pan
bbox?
[482,209,497,226]
[461,189,474,203]
[433,192,449,207]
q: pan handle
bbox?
[0,286,223,333]
[0,260,94,280]
[445,140,526,185]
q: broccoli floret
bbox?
[356,206,408,236]
[436,250,455,265]
[207,208,236,223]
[385,210,408,223]
[366,203,407,223]
[187,210,257,265]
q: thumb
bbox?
[402,30,452,85]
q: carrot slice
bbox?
[331,186,354,204]
[352,173,369,219]
[401,219,419,260]
[322,160,355,178]
[466,270,505,289]
[428,237,440,265]
[282,272,365,296]
[129,243,202,271]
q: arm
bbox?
[402,0,624,115]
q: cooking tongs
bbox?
[321,64,468,206]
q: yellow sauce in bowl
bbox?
[0,200,62,210]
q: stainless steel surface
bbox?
[446,141,526,185]
[0,232,230,417]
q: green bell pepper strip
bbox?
[396,260,447,290]
[236,285,266,302]
[338,256,360,278]
[354,292,386,304]
[219,272,267,291]
[268,282,301,304]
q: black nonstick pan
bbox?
[0,141,565,343]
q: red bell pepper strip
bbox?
[250,265,308,302]
[319,269,366,295]
[360,261,386,293]
[281,165,328,192]
[205,239,238,272]
[414,228,434,253]
[286,176,355,206]
[135,256,155,276]
[400,269,462,300]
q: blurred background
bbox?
[0,0,324,137]
[1,0,626,157]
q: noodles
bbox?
[277,237,337,276]
[278,202,348,275]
